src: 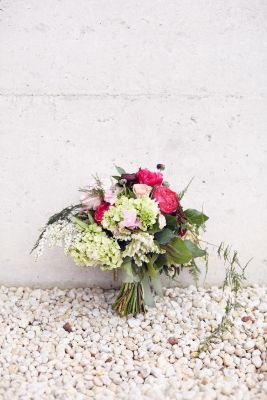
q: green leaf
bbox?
[164,237,192,265]
[184,240,207,258]
[112,175,121,181]
[148,220,161,234]
[154,228,176,245]
[184,209,209,227]
[147,261,158,278]
[155,254,168,269]
[165,215,177,230]
[71,216,90,230]
[142,273,156,307]
[115,165,126,175]
[151,274,163,297]
[121,258,140,283]
[187,259,201,285]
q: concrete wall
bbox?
[0,0,266,288]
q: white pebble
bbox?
[244,340,255,351]
[127,318,141,328]
[0,284,265,400]
[139,364,151,379]
[252,355,262,368]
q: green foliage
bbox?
[148,220,161,234]
[115,165,126,175]
[186,259,201,285]
[198,242,251,352]
[163,237,192,265]
[184,240,207,258]
[178,177,194,200]
[112,175,121,181]
[154,228,176,245]
[165,215,177,230]
[154,254,168,270]
[184,209,209,227]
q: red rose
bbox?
[153,186,179,214]
[94,202,110,223]
[136,168,163,187]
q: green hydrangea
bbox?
[102,195,159,234]
[68,223,123,270]
[123,232,165,267]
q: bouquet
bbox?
[32,165,246,323]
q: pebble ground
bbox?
[0,285,266,400]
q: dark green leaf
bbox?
[184,240,207,258]
[154,228,176,245]
[148,221,161,234]
[155,254,168,269]
[165,215,177,230]
[184,209,209,227]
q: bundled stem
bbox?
[112,282,146,316]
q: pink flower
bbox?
[136,168,163,187]
[133,184,152,198]
[80,192,102,210]
[153,186,179,214]
[119,209,140,229]
[104,188,117,205]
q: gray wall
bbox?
[0,0,266,287]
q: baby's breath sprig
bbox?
[30,204,81,254]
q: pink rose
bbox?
[133,184,152,198]
[136,168,163,187]
[153,186,179,214]
[94,202,110,223]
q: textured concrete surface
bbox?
[0,0,266,287]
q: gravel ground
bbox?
[0,285,266,400]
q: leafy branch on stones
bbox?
[198,242,251,352]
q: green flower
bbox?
[102,195,159,234]
[68,223,123,270]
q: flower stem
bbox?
[112,282,146,316]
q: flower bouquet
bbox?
[32,165,245,321]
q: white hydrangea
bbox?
[122,232,165,267]
[34,220,82,260]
